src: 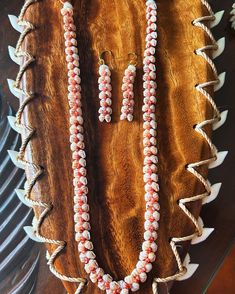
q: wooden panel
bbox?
[6,0,214,293]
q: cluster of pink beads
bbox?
[98,64,112,122]
[120,64,136,122]
[61,0,159,293]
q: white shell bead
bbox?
[105,115,111,122]
[131,283,140,292]
[99,64,109,74]
[128,64,136,72]
[86,251,96,259]
[103,274,113,282]
[145,263,153,273]
[84,241,93,250]
[139,272,147,283]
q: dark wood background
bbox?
[0,1,234,294]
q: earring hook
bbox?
[99,50,114,68]
[128,52,138,66]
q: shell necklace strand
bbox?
[60,0,159,293]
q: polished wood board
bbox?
[1,0,227,293]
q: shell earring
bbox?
[98,50,113,123]
[120,53,137,122]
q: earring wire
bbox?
[128,52,138,66]
[99,50,114,68]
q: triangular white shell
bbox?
[213,110,228,131]
[209,151,228,169]
[176,254,199,281]
[212,37,225,59]
[203,183,222,204]
[210,11,225,28]
[7,79,23,99]
[176,264,199,281]
[7,150,25,169]
[214,72,226,92]
[46,250,51,260]
[15,188,31,207]
[8,15,24,33]
[24,226,44,243]
[8,46,22,65]
[191,228,214,245]
[24,180,29,191]
[198,217,204,228]
[32,216,38,229]
[184,253,191,266]
[7,116,22,133]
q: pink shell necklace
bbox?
[60,0,159,293]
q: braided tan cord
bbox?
[9,0,87,292]
[152,0,223,292]
[230,3,235,30]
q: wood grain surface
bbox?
[16,0,213,293]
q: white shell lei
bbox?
[61,0,159,293]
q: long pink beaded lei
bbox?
[61,0,159,293]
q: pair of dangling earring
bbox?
[98,50,138,123]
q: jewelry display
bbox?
[3,0,231,293]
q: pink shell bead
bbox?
[120,64,136,122]
[98,64,112,123]
[62,0,159,293]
